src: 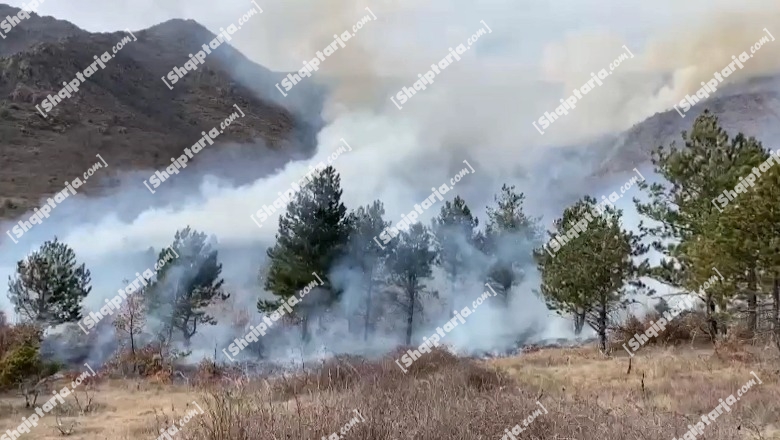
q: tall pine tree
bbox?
[347,200,392,340]
[431,196,479,315]
[262,166,351,342]
[635,110,766,337]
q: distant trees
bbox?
[484,185,542,302]
[385,223,436,345]
[7,238,91,328]
[432,196,479,313]
[347,200,391,340]
[16,108,780,358]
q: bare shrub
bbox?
[612,310,707,351]
[174,348,736,440]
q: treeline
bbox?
[0,166,548,373]
[2,110,776,382]
[537,110,780,352]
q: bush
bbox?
[0,344,43,388]
[0,319,51,390]
[612,309,705,350]
[179,349,708,440]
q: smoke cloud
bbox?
[1,0,779,366]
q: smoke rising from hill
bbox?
[1,0,780,366]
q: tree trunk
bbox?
[574,309,585,335]
[363,266,374,342]
[773,272,780,352]
[747,269,758,335]
[706,295,718,341]
[717,301,728,337]
[301,311,311,343]
[405,286,415,346]
[598,301,607,354]
[130,328,137,373]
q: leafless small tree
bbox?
[113,285,146,372]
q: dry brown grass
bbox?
[1,345,778,439]
[492,344,780,438]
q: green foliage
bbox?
[634,110,773,337]
[0,322,51,390]
[348,200,392,273]
[432,195,479,283]
[7,237,92,327]
[534,196,649,352]
[385,223,437,344]
[0,344,42,388]
[262,166,351,340]
[484,185,542,298]
[146,227,228,346]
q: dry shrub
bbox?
[612,310,705,351]
[0,322,41,357]
[270,354,374,400]
[194,359,223,385]
[104,343,171,378]
[177,349,735,440]
[0,321,48,390]
[191,360,249,388]
[402,346,461,375]
[714,332,756,363]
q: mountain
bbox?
[0,4,324,220]
[594,74,780,175]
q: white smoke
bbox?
[1,0,780,363]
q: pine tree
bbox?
[484,185,542,301]
[8,238,91,328]
[262,166,351,341]
[432,196,479,304]
[346,201,391,340]
[716,140,780,339]
[386,223,436,345]
[535,196,649,352]
[635,110,766,338]
[146,227,228,347]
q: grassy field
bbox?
[1,344,778,439]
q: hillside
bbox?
[0,4,323,220]
[594,74,780,175]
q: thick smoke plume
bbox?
[1,0,780,366]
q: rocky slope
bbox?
[0,4,323,220]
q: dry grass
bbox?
[1,345,778,439]
[492,343,780,438]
